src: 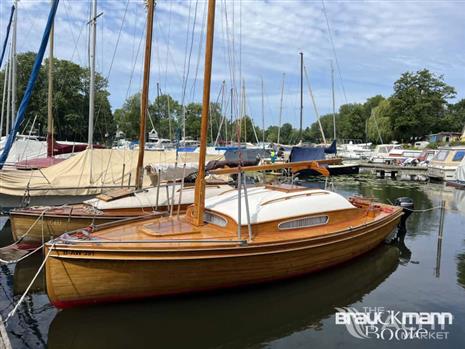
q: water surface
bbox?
[1,177,465,348]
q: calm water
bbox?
[1,176,465,348]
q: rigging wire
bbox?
[163,0,173,91]
[92,0,131,139]
[180,0,200,141]
[222,0,239,132]
[124,18,146,102]
[190,0,207,102]
[321,0,348,104]
[155,15,183,85]
[104,0,129,81]
[63,0,85,66]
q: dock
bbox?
[359,162,428,180]
[0,315,12,349]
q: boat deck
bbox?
[55,205,400,250]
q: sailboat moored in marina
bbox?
[44,0,405,309]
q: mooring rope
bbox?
[0,208,50,250]
[386,199,445,213]
[0,243,43,265]
[402,206,444,213]
[1,244,54,326]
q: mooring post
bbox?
[435,200,446,278]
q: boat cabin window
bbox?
[278,216,328,230]
[452,151,465,162]
[434,150,449,161]
[204,212,227,227]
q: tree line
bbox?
[1,53,464,145]
[117,68,465,145]
[308,69,465,144]
[0,52,114,144]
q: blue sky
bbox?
[1,0,464,131]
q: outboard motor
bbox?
[394,197,414,239]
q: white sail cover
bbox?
[0,137,47,164]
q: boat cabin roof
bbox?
[205,185,355,225]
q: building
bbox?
[428,132,463,144]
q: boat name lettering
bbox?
[62,250,94,256]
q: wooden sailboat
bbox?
[44,0,403,308]
[9,181,231,244]
[8,0,230,244]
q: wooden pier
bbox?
[359,162,428,181]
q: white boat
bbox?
[387,148,423,164]
[337,140,372,160]
[369,144,403,164]
[427,147,465,181]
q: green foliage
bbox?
[114,93,140,140]
[0,52,114,144]
[450,140,465,146]
[366,99,393,143]
[305,70,462,145]
[148,94,181,139]
[265,125,279,142]
[442,99,465,132]
[389,69,456,141]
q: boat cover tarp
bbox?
[224,148,270,162]
[52,139,104,155]
[205,159,259,171]
[0,148,223,196]
[325,140,337,154]
[289,147,325,162]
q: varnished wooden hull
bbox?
[47,245,400,349]
[45,210,401,308]
[9,205,188,244]
[10,213,118,244]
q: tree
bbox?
[0,52,114,143]
[389,69,456,141]
[306,114,334,143]
[337,103,366,141]
[443,99,465,133]
[231,115,260,143]
[265,125,279,142]
[278,123,293,144]
[114,93,140,140]
[148,94,181,139]
[363,95,385,119]
[367,99,393,143]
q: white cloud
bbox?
[0,0,464,130]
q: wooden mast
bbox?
[135,0,155,190]
[192,0,216,226]
[299,52,303,143]
[47,0,54,158]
